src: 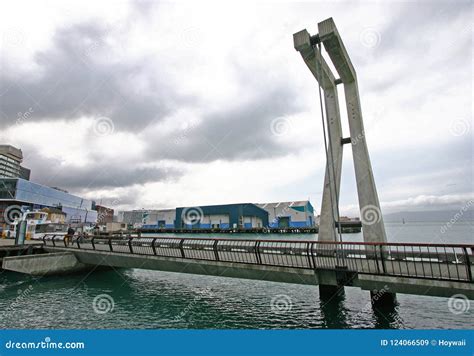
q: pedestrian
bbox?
[66,226,75,246]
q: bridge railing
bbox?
[42,235,473,283]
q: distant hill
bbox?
[384,210,474,223]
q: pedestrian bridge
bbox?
[4,235,473,303]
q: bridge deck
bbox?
[42,235,473,284]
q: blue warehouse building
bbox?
[257,201,315,228]
[139,201,316,230]
[175,203,269,230]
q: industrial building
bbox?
[122,201,316,230]
[119,209,176,229]
[129,203,273,230]
[257,201,315,228]
[119,209,148,227]
[145,209,176,228]
[176,203,268,229]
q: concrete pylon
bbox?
[293,30,344,243]
[294,19,387,244]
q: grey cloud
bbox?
[0,21,191,130]
[130,0,159,19]
[92,193,140,209]
[1,19,304,165]
[145,85,303,162]
[336,136,473,212]
[376,1,471,54]
[353,1,471,94]
[22,150,181,191]
[370,136,472,200]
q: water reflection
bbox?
[319,287,349,329]
[372,302,404,329]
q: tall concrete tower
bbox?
[294,18,387,244]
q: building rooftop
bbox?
[257,201,311,209]
[0,145,23,161]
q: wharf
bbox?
[0,239,45,269]
[138,223,361,235]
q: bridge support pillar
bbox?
[370,289,397,309]
[319,284,345,300]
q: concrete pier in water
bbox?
[2,252,89,276]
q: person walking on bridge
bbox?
[65,226,75,246]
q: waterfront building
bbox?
[128,202,316,230]
[175,203,268,229]
[0,177,97,227]
[118,209,176,228]
[339,216,360,223]
[119,209,148,227]
[97,222,128,233]
[19,166,31,180]
[257,201,315,228]
[95,204,114,225]
[143,209,176,229]
[39,207,67,224]
[116,211,125,223]
[138,204,270,230]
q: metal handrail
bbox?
[117,236,472,248]
[41,234,473,283]
[46,233,474,248]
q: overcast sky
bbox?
[0,0,472,215]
